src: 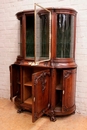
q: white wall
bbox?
[0,0,87,115]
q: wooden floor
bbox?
[0,98,87,130]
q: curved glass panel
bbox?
[56,14,75,58]
[26,15,34,58]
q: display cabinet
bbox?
[10,4,77,122]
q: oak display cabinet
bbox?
[10,4,77,122]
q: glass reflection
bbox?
[26,15,34,58]
[56,14,74,58]
[40,14,49,57]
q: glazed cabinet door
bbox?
[34,3,51,63]
[62,69,76,112]
[32,69,50,122]
[10,64,21,100]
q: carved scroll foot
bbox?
[50,116,56,122]
[50,109,56,122]
[17,109,23,113]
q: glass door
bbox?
[56,14,75,58]
[26,14,34,58]
[34,3,51,63]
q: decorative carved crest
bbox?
[63,70,72,78]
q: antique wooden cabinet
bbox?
[10,4,77,122]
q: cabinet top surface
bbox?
[16,7,77,17]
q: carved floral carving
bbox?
[34,71,50,92]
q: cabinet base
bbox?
[13,97,76,122]
[54,105,76,116]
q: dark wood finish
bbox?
[10,64,21,100]
[62,69,76,111]
[32,69,50,122]
[10,8,77,122]
[51,11,56,59]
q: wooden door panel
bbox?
[10,64,20,100]
[32,69,50,122]
[62,69,76,111]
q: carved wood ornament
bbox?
[34,71,50,92]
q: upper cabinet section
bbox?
[16,6,77,65]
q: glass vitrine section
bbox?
[56,14,75,58]
[35,3,51,63]
[26,15,34,58]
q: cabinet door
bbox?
[32,69,50,122]
[34,3,51,63]
[62,69,76,112]
[10,64,21,100]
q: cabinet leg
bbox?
[17,109,24,113]
[50,110,56,122]
[50,116,56,122]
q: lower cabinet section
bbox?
[10,64,76,122]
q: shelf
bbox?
[55,106,62,112]
[24,97,32,105]
[17,81,21,84]
[24,81,32,86]
[56,84,63,90]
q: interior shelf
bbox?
[55,106,62,112]
[24,97,32,105]
[56,84,63,90]
[24,81,32,87]
[17,81,21,84]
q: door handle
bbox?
[63,90,65,95]
[33,97,35,102]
